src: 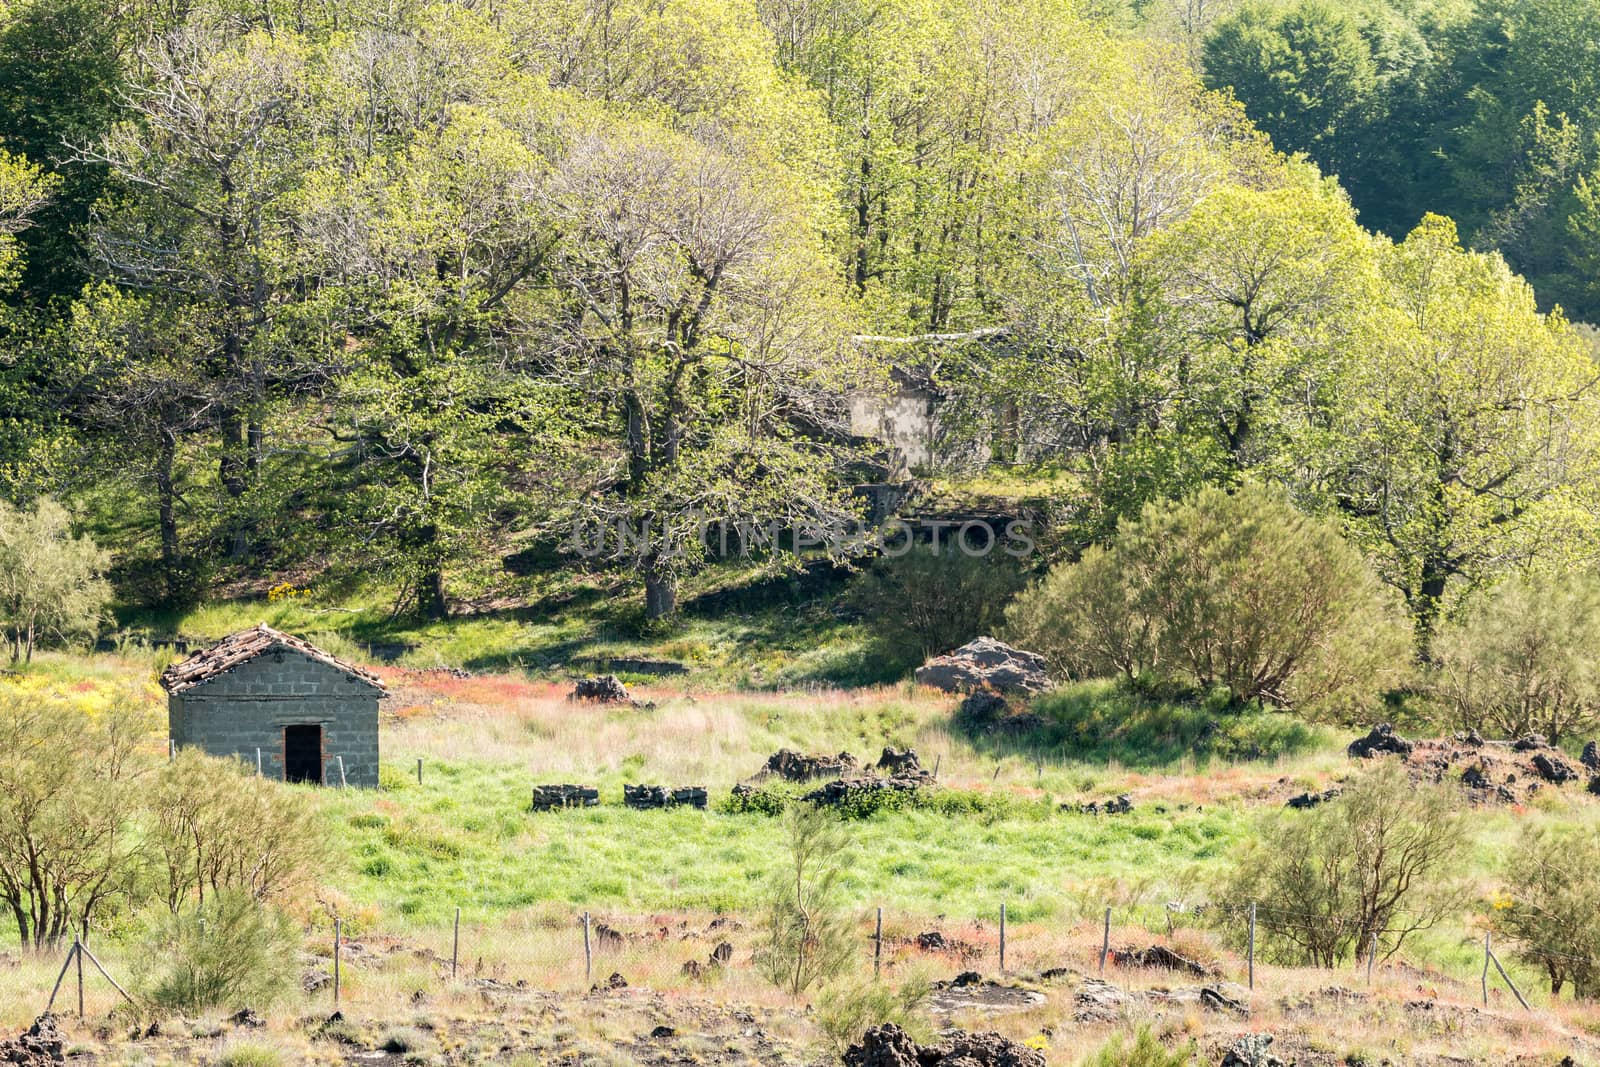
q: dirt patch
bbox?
[926,972,1048,1015]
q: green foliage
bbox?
[1433,572,1600,742]
[816,975,932,1056]
[753,804,858,996]
[0,497,110,662]
[1216,763,1469,967]
[1491,824,1600,998]
[1029,681,1321,766]
[0,684,151,949]
[1079,1027,1197,1067]
[847,547,1027,668]
[135,891,299,1016]
[148,749,322,914]
[1007,483,1411,715]
[214,1040,286,1067]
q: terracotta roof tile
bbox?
[158,623,387,695]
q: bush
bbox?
[1079,1027,1196,1067]
[753,804,858,996]
[1030,680,1321,765]
[215,1039,286,1067]
[1491,824,1600,997]
[149,749,322,913]
[1007,483,1411,715]
[849,547,1026,667]
[136,891,300,1015]
[1215,763,1468,967]
[1432,572,1600,742]
[815,975,932,1056]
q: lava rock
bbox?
[803,772,933,805]
[570,675,630,703]
[531,784,600,811]
[623,784,708,809]
[0,1014,64,1066]
[1348,723,1414,759]
[590,972,627,992]
[915,931,949,951]
[876,746,923,774]
[1112,944,1213,976]
[1533,752,1580,785]
[843,1023,1045,1067]
[1286,787,1341,809]
[758,749,858,782]
[956,690,1012,731]
[1220,1033,1286,1067]
[914,637,1050,694]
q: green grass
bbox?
[1024,680,1329,767]
[319,768,1250,927]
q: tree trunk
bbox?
[644,558,677,620]
[156,426,182,603]
[417,565,449,621]
[219,409,250,559]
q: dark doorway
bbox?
[284,724,323,784]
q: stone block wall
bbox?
[169,650,381,787]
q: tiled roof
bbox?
[158,623,387,695]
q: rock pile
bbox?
[570,675,631,703]
[1110,944,1215,976]
[1285,787,1341,809]
[757,749,858,782]
[0,1015,62,1066]
[802,770,933,806]
[1220,1033,1287,1067]
[914,637,1049,694]
[1533,752,1580,785]
[531,784,599,811]
[876,746,923,774]
[1073,977,1248,1022]
[1348,723,1413,758]
[622,785,708,809]
[843,1023,1045,1067]
[1072,794,1133,815]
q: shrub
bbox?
[815,975,932,1056]
[1079,1027,1197,1066]
[753,804,858,996]
[1491,825,1600,997]
[0,497,110,662]
[1029,680,1320,765]
[1215,763,1468,967]
[849,547,1026,667]
[1007,483,1411,715]
[136,891,299,1015]
[1432,573,1600,742]
[215,1039,286,1067]
[149,749,322,914]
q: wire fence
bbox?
[19,896,1572,1026]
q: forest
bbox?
[0,0,1595,646]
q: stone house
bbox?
[159,623,386,787]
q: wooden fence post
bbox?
[583,912,593,984]
[999,903,1007,974]
[1488,946,1532,1011]
[452,907,461,981]
[77,942,138,1014]
[874,908,883,979]
[1482,932,1489,1007]
[75,937,83,1020]
[45,942,76,1012]
[337,755,348,788]
[1100,907,1111,973]
[1247,903,1256,991]
[933,754,941,779]
[256,748,262,775]
[1367,933,1377,986]
[334,919,342,1009]
[417,758,424,785]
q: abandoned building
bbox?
[158,623,386,787]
